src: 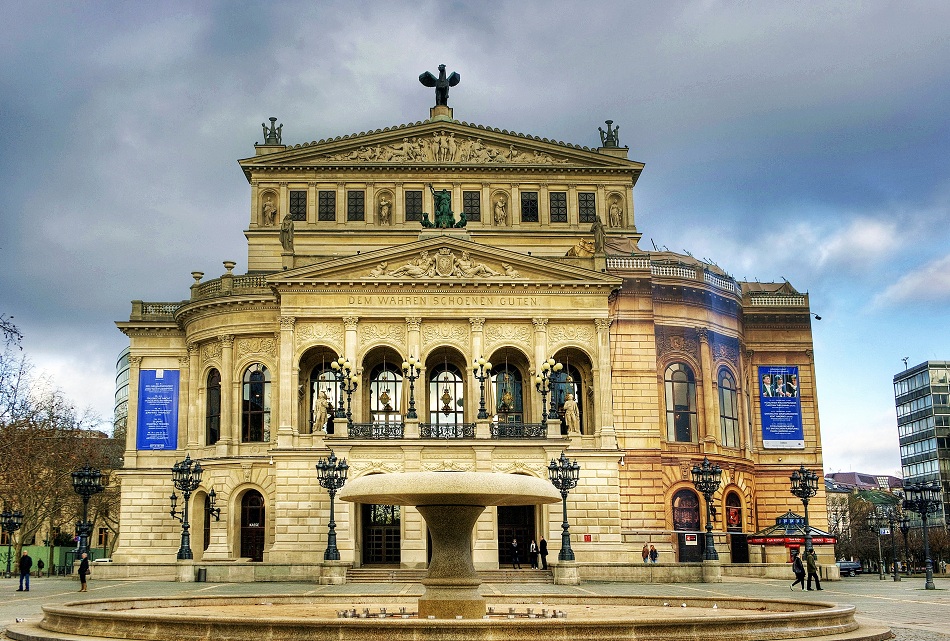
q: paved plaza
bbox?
[2,574,948,641]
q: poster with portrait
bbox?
[136,369,179,450]
[759,365,804,449]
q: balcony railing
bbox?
[420,423,476,439]
[347,422,404,439]
[490,422,547,439]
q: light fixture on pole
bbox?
[882,505,901,582]
[169,455,203,560]
[691,456,723,561]
[401,356,421,419]
[1,509,23,578]
[866,512,885,580]
[548,451,580,561]
[316,449,349,561]
[330,356,354,419]
[472,356,492,420]
[902,480,942,590]
[71,464,105,556]
[789,464,819,552]
[534,357,562,423]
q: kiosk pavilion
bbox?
[112,95,828,581]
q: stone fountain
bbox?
[339,471,561,618]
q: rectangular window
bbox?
[318,190,336,221]
[347,190,365,221]
[521,191,539,223]
[462,190,481,221]
[405,190,423,221]
[549,191,568,222]
[97,527,108,547]
[578,192,596,223]
[290,190,307,221]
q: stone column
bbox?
[181,352,195,450]
[307,181,317,223]
[510,184,521,229]
[532,318,548,424]
[594,318,617,449]
[697,328,719,454]
[405,317,421,438]
[452,182,462,220]
[125,355,142,466]
[218,334,235,457]
[277,316,296,448]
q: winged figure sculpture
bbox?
[419,64,460,107]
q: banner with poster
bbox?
[136,369,179,450]
[759,365,804,449]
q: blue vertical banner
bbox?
[136,369,180,450]
[758,365,804,449]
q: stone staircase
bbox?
[346,567,554,584]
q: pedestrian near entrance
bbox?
[642,544,650,563]
[539,536,548,570]
[510,538,521,569]
[17,551,32,592]
[649,545,658,563]
[790,550,806,590]
[805,549,822,590]
[529,540,538,569]
[78,552,90,592]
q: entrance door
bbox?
[497,505,535,567]
[672,488,701,562]
[362,504,401,565]
[240,490,265,562]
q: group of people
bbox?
[761,373,799,398]
[641,544,659,563]
[16,550,91,592]
[790,548,822,591]
[509,536,549,570]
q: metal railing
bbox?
[420,423,476,439]
[490,422,547,439]
[347,423,404,439]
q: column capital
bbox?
[469,317,485,331]
[594,318,612,333]
[697,327,709,343]
[187,342,200,356]
[532,317,549,330]
[343,315,360,330]
[129,355,142,367]
[279,315,296,330]
[406,316,422,331]
[178,355,190,368]
[220,334,235,347]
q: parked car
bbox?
[836,560,863,577]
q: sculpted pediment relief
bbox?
[369,248,522,280]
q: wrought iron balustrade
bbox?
[420,423,476,439]
[490,422,547,439]
[347,422,404,439]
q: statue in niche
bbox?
[608,198,623,228]
[279,213,294,252]
[493,195,508,226]
[591,215,606,253]
[418,64,461,107]
[261,194,277,226]
[378,195,392,225]
[454,251,499,278]
[312,390,328,433]
[389,251,434,277]
[563,393,580,435]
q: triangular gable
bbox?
[240,119,644,178]
[268,235,623,288]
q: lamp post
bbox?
[330,357,353,419]
[899,515,910,576]
[71,464,105,556]
[789,464,819,552]
[902,480,942,590]
[1,509,23,578]
[548,451,580,561]
[316,449,349,561]
[169,455,203,560]
[472,356,492,420]
[401,356,421,420]
[534,357,562,422]
[691,456,723,561]
[331,356,359,428]
[866,512,885,580]
[882,506,901,582]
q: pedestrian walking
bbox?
[805,549,822,590]
[529,540,538,569]
[790,550,806,590]
[539,536,548,570]
[642,544,650,563]
[649,545,658,563]
[510,538,521,569]
[17,551,32,592]
[78,552,90,592]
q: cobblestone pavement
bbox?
[1,573,947,640]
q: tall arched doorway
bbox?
[672,488,702,562]
[240,490,265,562]
[726,491,749,563]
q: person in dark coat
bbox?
[78,552,90,592]
[539,536,548,570]
[510,538,521,569]
[528,540,538,569]
[17,551,32,591]
[790,550,806,590]
[805,549,822,590]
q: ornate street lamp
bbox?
[881,506,901,582]
[534,357,562,422]
[903,480,942,590]
[331,356,359,427]
[691,456,723,561]
[169,455,203,560]
[1,509,23,578]
[789,464,819,552]
[71,464,105,556]
[472,356,492,420]
[316,449,349,561]
[548,451,580,561]
[866,512,885,580]
[401,356,421,420]
[899,514,911,576]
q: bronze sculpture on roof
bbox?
[419,64,460,106]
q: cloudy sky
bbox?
[2,1,948,477]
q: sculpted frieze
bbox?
[295,322,344,347]
[323,131,569,165]
[237,337,278,357]
[548,324,595,347]
[421,460,474,472]
[368,248,522,279]
[655,327,699,361]
[484,323,532,351]
[493,462,545,477]
[421,322,469,348]
[359,322,405,346]
[202,341,222,361]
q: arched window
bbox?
[206,369,221,445]
[493,364,523,423]
[725,492,743,532]
[242,363,271,442]
[672,488,700,531]
[370,363,403,425]
[429,363,464,424]
[719,368,740,448]
[554,364,584,435]
[665,363,696,442]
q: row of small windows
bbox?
[897,394,933,418]
[664,363,741,448]
[899,415,936,437]
[282,189,599,224]
[901,437,937,459]
[894,368,950,396]
[903,459,939,478]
